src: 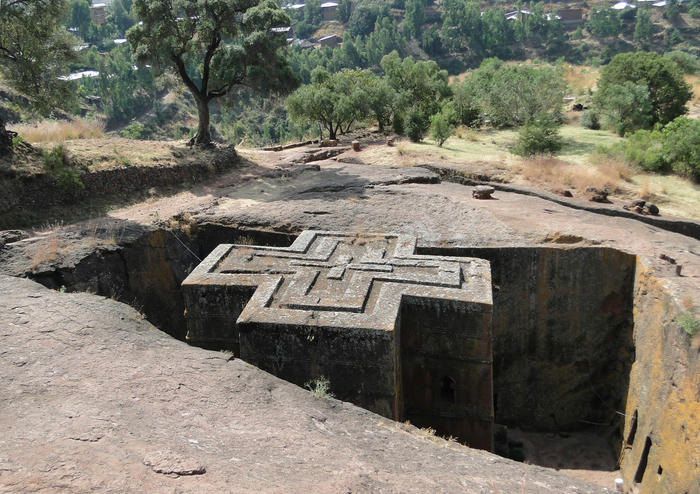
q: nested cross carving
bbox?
[185,231,491,330]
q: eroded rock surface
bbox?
[0,275,608,493]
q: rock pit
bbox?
[1,156,697,493]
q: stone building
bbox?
[182,230,494,450]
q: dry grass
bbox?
[455,126,479,141]
[515,155,632,193]
[563,63,600,95]
[684,74,700,118]
[30,236,61,269]
[13,119,105,144]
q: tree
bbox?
[0,0,76,157]
[347,4,386,37]
[68,0,91,34]
[111,0,135,34]
[473,62,566,127]
[365,16,405,66]
[595,81,653,135]
[403,0,425,40]
[441,0,483,55]
[633,9,654,47]
[596,52,693,127]
[429,110,454,146]
[587,6,621,38]
[364,76,396,132]
[665,0,680,19]
[381,51,450,118]
[286,68,371,140]
[337,0,351,23]
[128,0,295,145]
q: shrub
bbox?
[406,107,429,142]
[513,115,563,157]
[120,122,146,139]
[676,311,699,337]
[601,129,666,173]
[597,116,698,181]
[11,135,24,149]
[661,117,700,182]
[429,111,454,147]
[43,146,83,190]
[392,112,405,136]
[305,376,334,399]
[580,110,601,130]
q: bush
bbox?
[43,145,83,190]
[406,108,429,142]
[663,51,699,75]
[580,110,601,130]
[429,111,454,147]
[120,122,146,139]
[392,112,405,136]
[662,117,700,181]
[597,116,698,181]
[513,115,563,157]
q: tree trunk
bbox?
[0,116,12,158]
[193,98,212,145]
[328,124,337,140]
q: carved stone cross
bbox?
[183,230,494,450]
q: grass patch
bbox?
[305,376,334,399]
[13,118,105,144]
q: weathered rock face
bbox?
[619,263,700,493]
[420,246,636,442]
[182,230,494,450]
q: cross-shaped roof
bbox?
[183,230,492,332]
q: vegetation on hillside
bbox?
[1,0,698,185]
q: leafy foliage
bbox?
[599,117,699,181]
[660,117,700,181]
[633,9,654,47]
[587,7,621,38]
[453,59,566,129]
[429,110,454,147]
[128,0,295,144]
[595,52,692,128]
[595,81,653,136]
[580,110,601,130]
[513,113,563,156]
[0,0,76,113]
[43,146,84,190]
[381,51,450,138]
[287,68,373,139]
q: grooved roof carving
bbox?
[184,231,492,330]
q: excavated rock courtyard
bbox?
[1,142,698,493]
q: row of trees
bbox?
[286,53,567,145]
[287,52,450,141]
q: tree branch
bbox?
[172,54,202,100]
[201,32,221,98]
